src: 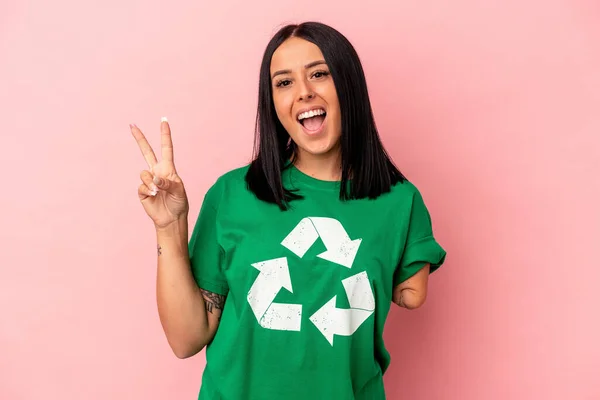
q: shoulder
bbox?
[202,163,252,205]
[385,178,425,206]
[375,178,434,222]
[213,164,250,186]
[390,178,420,196]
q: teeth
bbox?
[298,109,325,120]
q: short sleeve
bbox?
[393,187,447,286]
[188,183,229,296]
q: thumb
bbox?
[153,175,182,194]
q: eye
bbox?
[275,79,292,88]
[312,70,330,79]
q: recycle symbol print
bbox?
[246,217,376,345]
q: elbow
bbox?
[172,347,198,359]
[401,296,426,309]
[161,320,215,359]
[169,338,207,359]
[395,289,428,310]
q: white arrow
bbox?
[281,217,362,268]
[247,257,302,331]
[342,271,375,310]
[309,271,375,345]
[311,217,362,268]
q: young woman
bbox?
[131,21,446,400]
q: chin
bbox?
[295,138,340,157]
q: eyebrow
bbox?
[271,60,327,79]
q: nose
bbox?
[297,79,315,101]
[299,92,314,101]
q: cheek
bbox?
[273,95,294,122]
[271,99,285,121]
[320,87,341,123]
[327,103,341,128]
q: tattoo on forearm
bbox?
[157,244,162,256]
[200,289,226,318]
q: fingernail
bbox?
[161,117,168,122]
[153,176,161,185]
[150,190,157,196]
[151,184,159,192]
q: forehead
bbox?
[270,37,325,73]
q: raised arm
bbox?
[131,118,223,358]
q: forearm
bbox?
[155,216,209,357]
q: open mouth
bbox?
[297,108,327,133]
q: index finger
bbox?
[130,124,158,169]
[160,117,174,164]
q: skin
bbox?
[131,120,224,358]
[270,36,343,181]
[392,263,430,309]
[270,37,430,309]
[131,38,430,357]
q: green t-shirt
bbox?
[188,164,446,400]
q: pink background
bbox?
[1,0,599,399]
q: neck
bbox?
[293,148,342,181]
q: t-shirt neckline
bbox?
[284,162,344,191]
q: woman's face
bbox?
[270,37,342,160]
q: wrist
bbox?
[155,215,189,259]
[155,214,188,237]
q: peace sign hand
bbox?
[131,118,189,230]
